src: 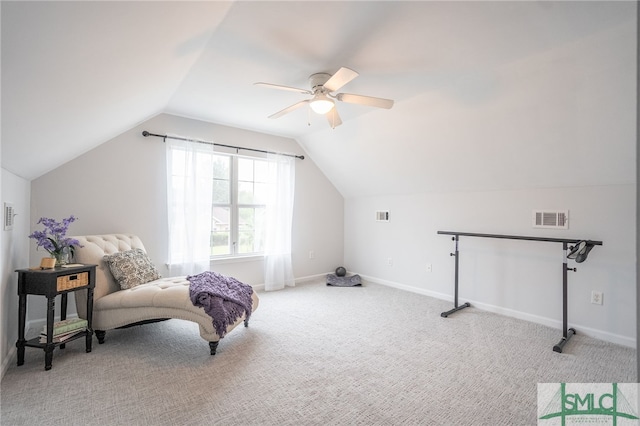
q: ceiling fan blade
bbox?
[323,67,359,93]
[336,93,394,109]
[325,108,342,129]
[268,100,310,119]
[254,82,312,95]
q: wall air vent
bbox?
[532,210,569,229]
[375,211,390,222]
[4,203,15,231]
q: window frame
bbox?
[211,152,267,260]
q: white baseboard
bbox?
[358,273,452,301]
[295,272,331,284]
[357,273,636,349]
[253,272,331,292]
[1,346,16,381]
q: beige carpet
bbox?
[1,280,636,425]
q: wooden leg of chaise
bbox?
[244,318,249,327]
[95,330,106,344]
[209,341,219,355]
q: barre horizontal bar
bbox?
[437,231,602,246]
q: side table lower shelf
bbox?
[19,329,93,369]
[16,264,96,371]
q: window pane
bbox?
[213,179,230,204]
[237,158,268,205]
[254,182,269,204]
[238,158,255,204]
[254,207,265,252]
[238,207,254,254]
[212,207,231,255]
[211,231,230,256]
[238,158,254,182]
[238,207,265,254]
[212,155,230,204]
[254,160,268,183]
[238,181,254,204]
[213,155,230,179]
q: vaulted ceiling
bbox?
[2,1,636,198]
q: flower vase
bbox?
[53,250,68,266]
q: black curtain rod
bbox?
[142,131,304,160]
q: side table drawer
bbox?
[57,272,89,291]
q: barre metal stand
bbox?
[555,241,577,353]
[440,234,471,317]
[437,231,603,353]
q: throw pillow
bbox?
[103,248,161,290]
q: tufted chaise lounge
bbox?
[72,234,259,355]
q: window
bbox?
[211,154,268,257]
[166,138,295,277]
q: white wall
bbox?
[310,3,637,349]
[28,113,344,315]
[345,184,635,346]
[1,168,30,377]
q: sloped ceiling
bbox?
[2,1,636,198]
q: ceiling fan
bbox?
[255,67,394,128]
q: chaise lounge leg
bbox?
[244,318,249,327]
[209,341,219,355]
[95,330,106,344]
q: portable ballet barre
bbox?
[437,231,603,353]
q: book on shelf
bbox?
[41,318,88,337]
[39,328,85,343]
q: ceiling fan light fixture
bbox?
[258,67,393,128]
[309,94,334,114]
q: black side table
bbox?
[15,264,96,370]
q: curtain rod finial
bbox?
[142,131,150,137]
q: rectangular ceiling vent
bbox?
[4,203,15,231]
[375,211,390,222]
[532,210,569,229]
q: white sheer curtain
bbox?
[166,138,215,276]
[264,153,296,291]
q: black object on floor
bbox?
[326,274,362,287]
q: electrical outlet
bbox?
[309,251,315,260]
[387,258,393,266]
[426,263,432,272]
[591,291,603,305]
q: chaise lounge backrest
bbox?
[72,234,147,319]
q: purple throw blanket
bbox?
[187,271,253,338]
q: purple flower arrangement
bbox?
[28,216,81,262]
